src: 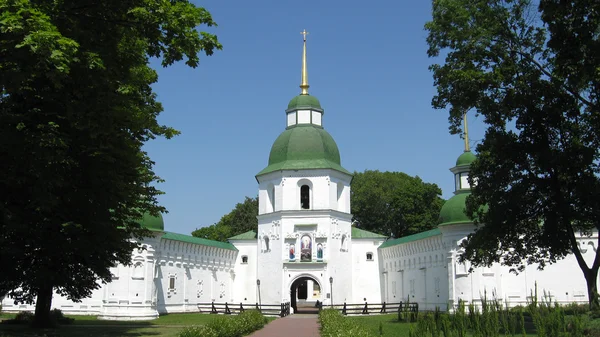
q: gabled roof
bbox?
[351,227,387,239]
[162,232,237,251]
[378,228,441,249]
[228,230,257,240]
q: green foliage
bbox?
[192,197,258,242]
[425,0,600,310]
[351,170,444,238]
[0,0,221,327]
[177,310,267,337]
[178,325,218,337]
[319,308,376,337]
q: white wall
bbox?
[230,240,258,304]
[351,239,385,304]
[378,232,449,311]
[155,238,237,314]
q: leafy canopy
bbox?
[192,197,258,242]
[0,0,221,324]
[351,170,444,238]
[426,0,600,306]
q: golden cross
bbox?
[300,29,309,41]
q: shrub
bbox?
[2,311,34,325]
[178,325,218,337]
[178,310,267,337]
[319,308,375,337]
[49,309,74,325]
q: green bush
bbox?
[319,308,375,337]
[178,325,219,337]
[177,310,267,337]
[49,309,74,325]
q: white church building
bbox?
[2,34,595,320]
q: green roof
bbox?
[162,232,237,251]
[456,151,477,166]
[257,125,351,176]
[287,95,322,111]
[378,228,441,249]
[137,212,164,231]
[351,227,387,239]
[438,192,474,226]
[228,230,257,240]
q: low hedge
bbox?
[178,310,268,337]
[319,308,375,337]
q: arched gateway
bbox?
[289,275,322,314]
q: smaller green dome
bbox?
[287,95,322,111]
[438,192,473,226]
[456,151,476,166]
[138,212,164,231]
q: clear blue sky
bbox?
[144,0,487,235]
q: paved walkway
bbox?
[248,314,320,337]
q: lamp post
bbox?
[257,279,262,310]
[329,277,333,309]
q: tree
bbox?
[426,0,600,308]
[0,0,221,326]
[192,197,258,242]
[351,170,445,238]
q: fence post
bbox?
[240,302,245,313]
[362,302,369,315]
[342,302,347,315]
[211,301,217,314]
[380,301,386,314]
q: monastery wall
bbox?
[378,232,450,311]
[230,240,258,304]
[351,238,385,303]
[155,236,237,314]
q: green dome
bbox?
[287,95,322,111]
[438,192,473,226]
[138,212,164,231]
[456,151,477,166]
[256,125,351,176]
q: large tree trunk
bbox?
[33,284,54,328]
[585,267,600,311]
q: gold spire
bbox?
[300,29,309,95]
[463,112,470,152]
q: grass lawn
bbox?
[0,312,275,337]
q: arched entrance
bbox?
[290,275,321,314]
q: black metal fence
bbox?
[197,301,291,317]
[320,301,418,320]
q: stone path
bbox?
[248,314,320,337]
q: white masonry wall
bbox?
[378,232,449,311]
[351,238,385,304]
[155,238,237,314]
[229,240,258,305]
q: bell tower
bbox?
[254,31,354,307]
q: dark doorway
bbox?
[290,276,320,314]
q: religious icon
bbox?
[289,245,295,261]
[317,243,323,260]
[300,235,312,262]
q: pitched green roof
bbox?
[257,125,351,176]
[162,232,237,251]
[228,230,257,240]
[287,95,322,111]
[378,228,441,249]
[351,227,387,239]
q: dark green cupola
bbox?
[257,30,351,177]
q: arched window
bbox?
[271,186,276,211]
[300,185,310,209]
